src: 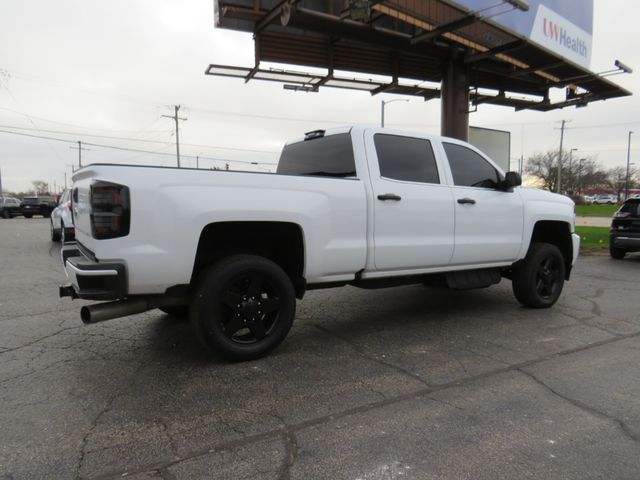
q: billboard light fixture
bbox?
[283,84,317,93]
[505,0,530,12]
[615,60,633,74]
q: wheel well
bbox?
[191,221,305,296]
[529,221,573,276]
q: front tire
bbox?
[512,243,566,308]
[24,214,33,219]
[190,254,296,361]
[1,210,9,219]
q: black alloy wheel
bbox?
[190,254,296,361]
[512,243,566,308]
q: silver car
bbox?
[50,190,75,242]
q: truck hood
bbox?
[518,187,575,208]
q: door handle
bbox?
[457,198,476,205]
[377,193,402,201]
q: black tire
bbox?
[1,210,9,219]
[50,220,61,242]
[190,254,296,361]
[24,214,33,219]
[610,246,626,260]
[512,243,566,308]
[159,305,190,318]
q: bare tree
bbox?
[31,180,48,195]
[524,151,607,194]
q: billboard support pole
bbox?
[441,54,469,141]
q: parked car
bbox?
[50,190,75,242]
[583,194,596,204]
[594,194,617,205]
[60,126,580,361]
[0,196,22,218]
[20,196,57,218]
[610,198,640,259]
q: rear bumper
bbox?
[60,243,127,300]
[611,233,640,250]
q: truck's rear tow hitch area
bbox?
[79,296,187,324]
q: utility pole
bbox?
[162,105,187,167]
[64,172,68,190]
[70,141,90,169]
[556,120,569,193]
[625,131,634,200]
[0,167,3,194]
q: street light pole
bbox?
[625,131,634,200]
[381,99,409,127]
[578,158,585,195]
[569,148,577,194]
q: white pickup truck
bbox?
[60,126,580,360]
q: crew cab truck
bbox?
[60,126,580,361]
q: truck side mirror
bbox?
[502,171,522,190]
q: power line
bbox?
[0,128,277,166]
[0,107,169,134]
[0,123,279,154]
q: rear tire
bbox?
[610,246,626,259]
[1,210,9,219]
[512,243,565,308]
[190,254,296,361]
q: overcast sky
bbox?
[0,0,638,193]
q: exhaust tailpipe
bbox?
[80,296,186,324]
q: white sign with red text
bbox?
[530,4,592,68]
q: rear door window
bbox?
[374,134,440,184]
[277,133,356,177]
[443,143,501,189]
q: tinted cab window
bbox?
[443,143,500,189]
[374,134,439,184]
[277,133,356,177]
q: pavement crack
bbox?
[312,324,431,388]
[0,327,78,355]
[278,429,299,480]
[518,368,640,446]
[81,329,640,480]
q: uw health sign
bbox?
[455,0,593,68]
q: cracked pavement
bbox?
[1,218,640,479]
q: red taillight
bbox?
[90,182,130,239]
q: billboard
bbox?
[469,126,511,172]
[453,0,593,68]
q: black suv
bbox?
[0,196,22,218]
[610,198,640,259]
[20,196,57,218]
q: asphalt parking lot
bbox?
[1,218,639,480]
